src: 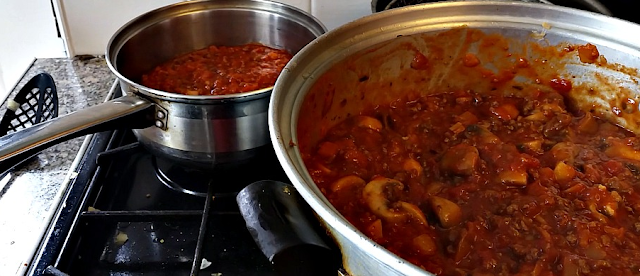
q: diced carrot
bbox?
[456,111,478,125]
[491,103,520,120]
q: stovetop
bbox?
[26,86,341,276]
[27,130,276,275]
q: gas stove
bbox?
[24,1,639,275]
[26,83,341,276]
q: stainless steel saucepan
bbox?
[0,0,326,173]
[269,1,640,275]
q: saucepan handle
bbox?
[236,180,342,276]
[0,95,156,174]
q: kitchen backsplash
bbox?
[59,0,372,56]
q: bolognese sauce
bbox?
[141,43,292,96]
[304,88,640,275]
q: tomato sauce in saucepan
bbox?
[141,43,292,96]
[301,30,640,275]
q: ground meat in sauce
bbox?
[304,89,640,276]
[141,43,292,96]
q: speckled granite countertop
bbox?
[0,57,115,275]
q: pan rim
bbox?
[270,1,640,275]
[105,0,327,103]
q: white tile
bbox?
[311,0,373,30]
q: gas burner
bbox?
[152,156,210,197]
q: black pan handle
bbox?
[0,95,155,174]
[236,180,342,276]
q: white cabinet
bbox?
[0,0,65,102]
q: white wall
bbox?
[0,0,66,102]
[0,67,5,101]
[0,0,373,103]
[57,0,372,56]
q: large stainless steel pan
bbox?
[269,1,640,275]
[0,0,325,173]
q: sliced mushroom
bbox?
[525,110,546,121]
[540,102,567,115]
[587,201,608,222]
[362,177,406,221]
[362,177,427,224]
[330,175,366,193]
[402,158,423,178]
[425,181,445,196]
[440,144,479,176]
[525,102,565,121]
[413,234,437,256]
[355,115,383,132]
[520,140,544,155]
[429,196,463,228]
[398,201,428,225]
[549,142,578,165]
[465,124,500,144]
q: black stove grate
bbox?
[26,77,297,275]
[31,127,287,276]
